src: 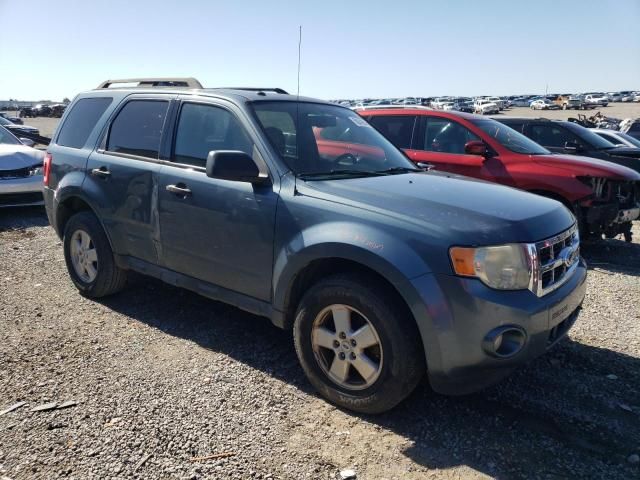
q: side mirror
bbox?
[464,140,489,157]
[206,150,269,184]
[20,138,35,147]
[564,141,581,152]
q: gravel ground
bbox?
[1,207,639,480]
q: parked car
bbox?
[511,96,532,107]
[32,104,53,117]
[45,78,589,413]
[474,99,499,115]
[583,94,609,107]
[607,92,622,102]
[0,116,40,138]
[620,92,635,102]
[621,118,640,140]
[591,129,640,148]
[0,126,45,207]
[486,96,505,110]
[50,104,68,118]
[530,99,560,110]
[0,112,23,124]
[496,118,640,175]
[553,95,583,110]
[19,106,36,118]
[451,100,474,113]
[361,109,640,241]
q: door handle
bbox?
[91,167,111,178]
[166,184,192,196]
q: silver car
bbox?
[0,126,45,207]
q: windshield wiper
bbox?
[375,166,423,174]
[298,169,386,180]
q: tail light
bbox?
[43,153,52,186]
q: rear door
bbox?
[157,99,277,301]
[85,96,171,264]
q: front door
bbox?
[157,100,277,301]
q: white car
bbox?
[486,96,505,110]
[591,128,640,148]
[474,100,499,115]
[0,126,45,207]
[583,94,609,106]
[530,99,559,110]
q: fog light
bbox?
[483,326,527,358]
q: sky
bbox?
[1,0,639,101]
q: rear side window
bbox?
[423,118,479,153]
[57,97,112,149]
[368,115,416,149]
[107,100,170,159]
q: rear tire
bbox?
[293,273,425,414]
[63,211,127,298]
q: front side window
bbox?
[58,97,113,149]
[367,115,416,149]
[529,125,581,149]
[251,102,416,177]
[107,100,169,159]
[173,103,253,168]
[423,118,479,154]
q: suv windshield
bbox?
[0,126,21,145]
[563,123,618,150]
[251,101,418,178]
[472,119,550,155]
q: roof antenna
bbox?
[297,25,302,98]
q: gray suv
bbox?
[44,78,587,413]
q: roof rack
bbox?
[96,77,203,89]
[216,87,289,95]
[353,105,432,111]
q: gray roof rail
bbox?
[96,77,203,89]
[217,87,289,94]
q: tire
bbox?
[63,211,127,298]
[293,273,425,414]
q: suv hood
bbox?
[604,146,640,159]
[534,153,640,180]
[0,144,44,170]
[297,171,574,245]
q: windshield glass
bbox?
[0,117,14,126]
[251,101,417,177]
[472,119,550,155]
[564,123,618,149]
[0,126,21,145]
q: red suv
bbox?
[359,108,640,241]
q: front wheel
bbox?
[293,274,425,414]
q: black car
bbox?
[32,104,53,117]
[19,106,35,118]
[0,116,40,139]
[496,117,640,174]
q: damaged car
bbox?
[0,126,45,207]
[360,109,640,242]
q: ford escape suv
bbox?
[44,78,587,414]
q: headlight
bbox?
[29,166,43,176]
[450,244,532,290]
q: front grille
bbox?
[533,224,580,297]
[0,167,31,179]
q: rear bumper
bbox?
[0,175,44,207]
[410,258,587,395]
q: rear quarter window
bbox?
[57,97,113,148]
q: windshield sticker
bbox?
[349,116,372,128]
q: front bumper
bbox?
[0,175,44,207]
[410,258,587,395]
